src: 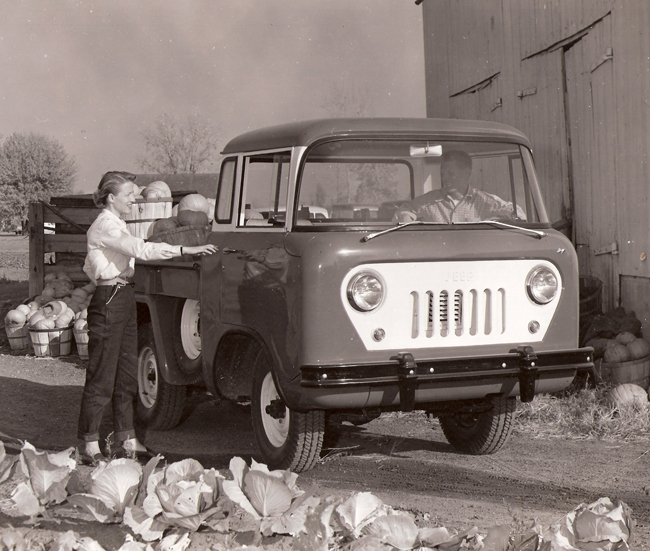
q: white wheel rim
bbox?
[260,372,289,448]
[138,346,158,409]
[180,299,201,360]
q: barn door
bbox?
[563,15,618,310]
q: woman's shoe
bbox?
[114,445,159,462]
[77,450,107,466]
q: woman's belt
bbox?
[96,277,133,286]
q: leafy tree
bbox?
[0,132,77,231]
[138,112,220,174]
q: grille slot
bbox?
[413,287,505,339]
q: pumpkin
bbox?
[585,338,614,359]
[44,273,57,283]
[56,271,71,280]
[5,309,26,326]
[71,288,88,302]
[41,286,56,298]
[15,304,31,317]
[606,383,649,409]
[43,300,66,318]
[142,188,162,201]
[28,311,47,328]
[82,282,96,294]
[33,318,56,330]
[178,193,209,214]
[27,300,41,311]
[152,217,180,235]
[627,337,650,360]
[44,279,74,299]
[177,209,209,227]
[55,310,75,328]
[603,342,632,364]
[615,331,637,345]
[144,180,171,198]
[74,318,88,331]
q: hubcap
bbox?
[138,346,158,409]
[260,372,289,448]
[180,299,201,360]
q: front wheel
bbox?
[136,323,187,430]
[251,347,324,472]
[439,395,516,455]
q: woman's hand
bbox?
[182,244,218,256]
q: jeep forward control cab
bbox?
[134,119,593,471]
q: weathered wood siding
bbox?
[422,0,650,328]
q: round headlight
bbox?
[526,266,559,304]
[347,273,384,311]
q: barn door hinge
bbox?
[594,241,618,256]
[591,47,613,73]
[516,87,537,99]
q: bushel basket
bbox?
[148,224,211,261]
[6,324,30,350]
[29,326,73,357]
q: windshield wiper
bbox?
[363,221,427,241]
[458,219,547,239]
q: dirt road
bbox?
[1,348,649,548]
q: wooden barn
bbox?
[420,1,650,333]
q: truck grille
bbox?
[342,260,561,351]
[411,288,505,340]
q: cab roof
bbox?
[221,118,532,154]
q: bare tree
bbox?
[138,112,220,174]
[321,82,373,118]
[0,132,76,231]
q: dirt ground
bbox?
[1,234,649,549]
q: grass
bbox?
[514,386,650,442]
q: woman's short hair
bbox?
[93,171,136,208]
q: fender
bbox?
[136,294,199,385]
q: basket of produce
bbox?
[5,323,30,350]
[73,317,89,360]
[125,181,173,238]
[148,193,212,259]
[29,325,73,357]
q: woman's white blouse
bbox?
[83,209,181,283]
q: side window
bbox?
[239,152,291,227]
[215,158,237,224]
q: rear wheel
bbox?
[439,395,516,455]
[173,299,202,374]
[251,347,324,472]
[136,323,186,430]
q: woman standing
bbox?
[78,171,216,464]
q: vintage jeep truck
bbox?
[131,118,593,471]
[30,118,593,472]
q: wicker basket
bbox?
[5,324,30,350]
[73,328,89,359]
[29,326,73,357]
[149,225,211,260]
[125,197,173,239]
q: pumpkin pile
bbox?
[584,307,650,362]
[3,272,95,351]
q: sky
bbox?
[1,1,426,194]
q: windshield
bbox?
[296,139,542,226]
